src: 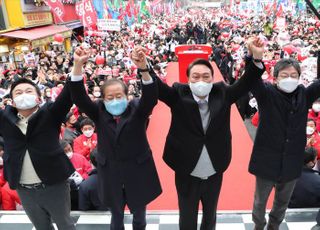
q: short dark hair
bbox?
[10,78,41,98]
[80,118,95,129]
[186,59,214,77]
[307,118,316,126]
[101,79,128,97]
[64,112,74,124]
[273,58,301,78]
[304,147,317,165]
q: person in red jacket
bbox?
[61,140,92,210]
[306,119,320,160]
[308,98,320,133]
[73,118,97,161]
[1,182,21,210]
[61,140,92,180]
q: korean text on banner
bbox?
[76,0,97,28]
[97,19,121,31]
[43,0,65,21]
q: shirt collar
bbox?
[192,94,209,103]
[17,109,39,120]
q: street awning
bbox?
[0,24,71,41]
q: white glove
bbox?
[69,171,83,186]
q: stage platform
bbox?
[0,209,318,229]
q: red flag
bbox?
[76,0,97,29]
[272,0,277,12]
[264,2,272,15]
[151,0,163,6]
[125,0,134,17]
[276,4,283,17]
[43,0,65,22]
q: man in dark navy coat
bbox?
[69,46,162,230]
[0,78,75,229]
[156,38,265,230]
[248,55,320,230]
[289,147,320,208]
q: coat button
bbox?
[286,139,289,143]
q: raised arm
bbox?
[131,48,177,107]
[130,47,158,118]
[69,47,99,122]
[227,37,266,104]
[48,82,73,124]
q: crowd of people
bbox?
[0,5,320,230]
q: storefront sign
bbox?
[31,30,72,48]
[23,12,53,27]
[97,19,121,31]
[75,0,97,28]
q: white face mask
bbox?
[307,126,315,135]
[312,103,320,113]
[189,81,213,97]
[0,157,3,166]
[13,94,38,110]
[93,92,101,98]
[66,151,73,159]
[277,78,299,93]
[83,130,94,138]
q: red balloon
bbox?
[308,26,315,32]
[53,34,64,43]
[95,55,105,65]
[222,32,229,38]
[96,38,102,45]
[283,45,295,55]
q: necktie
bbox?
[198,99,210,132]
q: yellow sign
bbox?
[23,12,53,28]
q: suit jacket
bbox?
[249,75,320,182]
[157,61,265,176]
[69,78,162,210]
[0,83,75,189]
[289,167,320,208]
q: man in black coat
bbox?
[0,78,75,229]
[79,149,108,211]
[248,54,320,230]
[156,38,265,230]
[69,46,162,230]
[289,147,320,208]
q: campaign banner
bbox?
[76,0,97,28]
[97,19,121,31]
[43,0,65,21]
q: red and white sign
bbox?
[76,0,97,29]
[43,0,65,22]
